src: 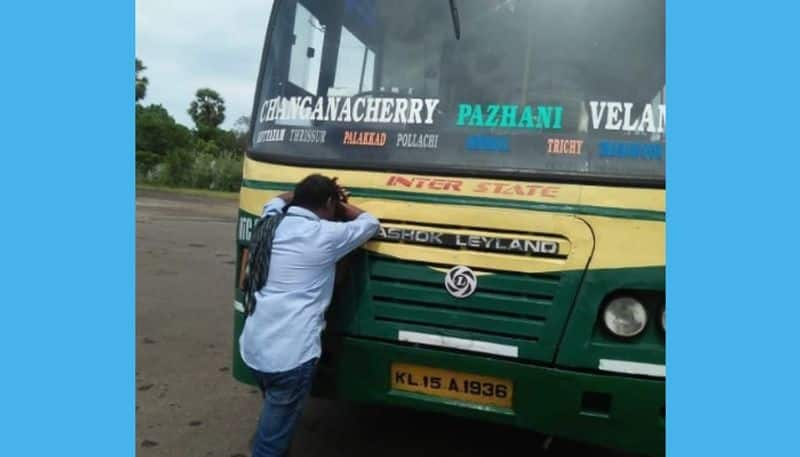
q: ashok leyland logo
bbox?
[444,266,477,298]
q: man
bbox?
[238,174,380,457]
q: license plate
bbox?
[390,363,513,408]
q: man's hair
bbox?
[292,174,338,210]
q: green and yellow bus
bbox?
[233,0,664,455]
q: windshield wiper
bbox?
[448,0,461,39]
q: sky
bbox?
[136,0,274,130]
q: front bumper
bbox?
[317,337,664,457]
[232,312,664,456]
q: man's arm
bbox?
[325,202,380,261]
[262,191,294,217]
[241,191,294,289]
[337,202,365,221]
[276,190,294,203]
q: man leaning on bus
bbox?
[238,174,380,457]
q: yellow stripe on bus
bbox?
[242,157,664,213]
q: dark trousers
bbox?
[249,358,317,457]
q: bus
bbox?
[233,0,665,455]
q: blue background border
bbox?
[0,1,134,455]
[1,0,799,455]
[667,0,799,455]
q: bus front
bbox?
[233,0,665,455]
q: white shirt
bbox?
[239,197,380,373]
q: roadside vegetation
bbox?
[135,58,248,192]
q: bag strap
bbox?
[243,211,287,316]
[242,210,316,316]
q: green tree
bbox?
[136,58,148,103]
[233,115,250,133]
[233,115,251,151]
[188,88,226,131]
[212,129,241,154]
[136,104,192,157]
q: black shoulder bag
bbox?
[242,210,287,317]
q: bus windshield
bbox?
[249,0,665,184]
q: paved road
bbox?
[135,189,627,457]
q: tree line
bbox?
[136,58,249,192]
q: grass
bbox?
[136,183,239,200]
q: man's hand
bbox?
[331,177,351,203]
[238,248,249,290]
[336,201,367,221]
[277,190,294,204]
[332,177,358,221]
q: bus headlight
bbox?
[603,297,647,338]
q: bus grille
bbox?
[363,253,575,361]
